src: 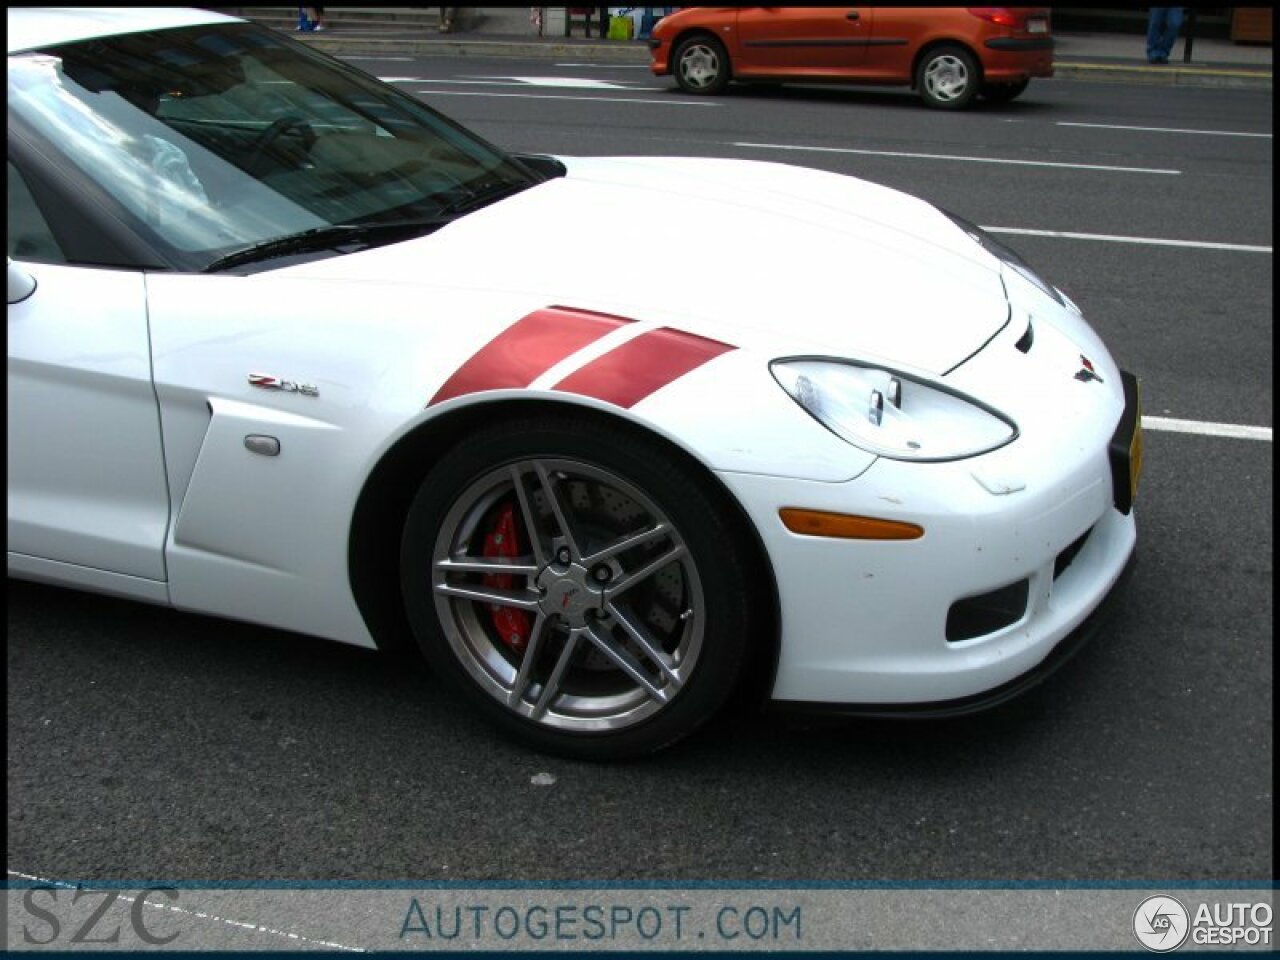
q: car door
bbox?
[7,161,171,586]
[861,7,937,78]
[736,7,872,76]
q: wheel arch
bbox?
[674,26,731,54]
[672,28,734,78]
[910,38,984,91]
[347,397,781,706]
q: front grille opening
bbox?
[946,578,1030,642]
[1054,527,1093,580]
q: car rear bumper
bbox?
[982,39,1055,80]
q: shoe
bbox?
[313,24,325,32]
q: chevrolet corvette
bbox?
[7,7,1140,758]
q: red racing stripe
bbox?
[430,306,631,405]
[552,328,735,409]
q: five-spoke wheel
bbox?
[400,416,757,759]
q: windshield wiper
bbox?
[203,220,445,273]
[434,178,535,219]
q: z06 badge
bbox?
[248,373,319,396]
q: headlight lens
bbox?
[771,359,1017,461]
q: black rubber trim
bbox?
[1109,371,1142,515]
[770,548,1136,720]
[743,38,907,48]
[985,37,1055,52]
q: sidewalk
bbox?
[1052,29,1272,89]
[246,9,1273,90]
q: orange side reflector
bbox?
[779,508,924,541]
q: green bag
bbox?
[607,14,634,41]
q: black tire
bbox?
[916,44,980,109]
[980,78,1030,103]
[672,34,731,95]
[400,414,757,760]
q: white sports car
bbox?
[7,8,1141,758]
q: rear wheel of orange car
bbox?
[980,79,1030,104]
[916,44,979,109]
[673,34,730,95]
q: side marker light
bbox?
[779,508,923,540]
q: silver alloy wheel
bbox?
[431,457,705,733]
[678,42,722,91]
[922,53,971,103]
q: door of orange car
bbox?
[735,8,874,77]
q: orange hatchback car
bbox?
[649,7,1054,108]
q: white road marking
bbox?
[1058,121,1272,138]
[734,141,1180,175]
[384,76,661,90]
[1142,417,1271,441]
[982,226,1271,253]
[491,76,657,89]
[416,90,712,105]
[7,870,366,953]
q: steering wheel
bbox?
[246,115,315,174]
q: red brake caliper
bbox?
[482,502,532,654]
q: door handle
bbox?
[846,11,860,20]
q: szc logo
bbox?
[1133,895,1190,952]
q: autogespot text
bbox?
[400,899,803,945]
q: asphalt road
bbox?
[7,60,1273,885]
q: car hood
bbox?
[278,156,1009,374]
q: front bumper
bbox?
[648,38,670,76]
[719,372,1138,706]
[772,547,1135,718]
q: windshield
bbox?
[7,21,535,270]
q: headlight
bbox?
[771,359,1017,461]
[939,208,1065,307]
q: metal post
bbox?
[1183,8,1196,64]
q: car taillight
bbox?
[967,7,1020,28]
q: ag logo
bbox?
[1133,895,1190,952]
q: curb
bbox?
[302,36,652,63]
[298,36,1273,90]
[1054,61,1273,89]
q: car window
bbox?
[7,23,533,270]
[7,160,66,263]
